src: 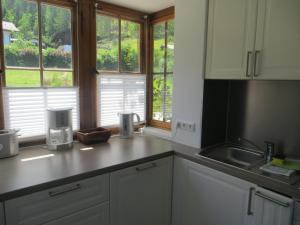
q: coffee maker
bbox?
[46,108,73,150]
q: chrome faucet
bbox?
[237,137,275,162]
[264,141,275,162]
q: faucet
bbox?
[237,138,275,162]
[264,141,275,163]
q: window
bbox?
[96,12,145,127]
[1,0,78,138]
[2,0,75,87]
[150,19,174,129]
[96,13,141,73]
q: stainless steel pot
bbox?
[0,129,19,159]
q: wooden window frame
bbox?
[0,0,78,144]
[147,7,174,130]
[95,1,147,75]
[1,0,78,88]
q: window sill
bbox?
[143,126,172,141]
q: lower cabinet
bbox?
[172,156,255,225]
[0,203,4,225]
[253,187,294,225]
[5,174,109,225]
[294,202,300,225]
[110,157,173,225]
[172,156,294,225]
[44,203,109,225]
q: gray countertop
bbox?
[0,134,300,201]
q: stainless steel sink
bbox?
[199,145,265,169]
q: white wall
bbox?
[172,0,207,148]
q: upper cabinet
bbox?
[0,203,4,225]
[205,0,300,80]
[254,0,300,80]
[206,0,257,80]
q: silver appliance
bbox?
[0,129,19,158]
[46,108,73,150]
[118,113,140,138]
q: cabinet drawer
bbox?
[5,174,109,225]
[44,203,109,225]
[0,203,4,225]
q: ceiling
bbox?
[101,0,174,14]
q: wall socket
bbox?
[176,121,196,132]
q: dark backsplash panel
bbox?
[201,80,229,147]
[202,80,300,157]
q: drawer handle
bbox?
[255,191,290,208]
[136,163,157,172]
[49,184,81,197]
[247,187,255,215]
[253,50,261,77]
[246,51,252,77]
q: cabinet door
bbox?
[205,0,257,79]
[172,156,254,225]
[253,187,293,225]
[43,203,109,225]
[110,157,173,225]
[0,203,4,225]
[5,174,109,225]
[254,0,300,80]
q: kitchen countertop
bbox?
[0,134,300,201]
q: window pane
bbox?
[153,23,165,73]
[165,74,173,122]
[44,71,73,87]
[152,74,173,123]
[121,20,140,72]
[2,0,39,67]
[41,4,73,69]
[98,75,146,126]
[5,69,40,87]
[167,20,174,73]
[152,74,164,121]
[96,15,119,71]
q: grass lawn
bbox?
[5,70,73,87]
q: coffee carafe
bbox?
[118,113,140,138]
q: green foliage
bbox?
[43,48,72,68]
[4,40,39,67]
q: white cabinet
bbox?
[0,203,4,225]
[44,203,109,225]
[252,187,293,225]
[206,0,300,80]
[172,156,255,225]
[254,0,300,80]
[206,0,257,79]
[293,202,300,225]
[5,174,109,225]
[110,157,173,225]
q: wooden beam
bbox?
[149,6,175,24]
[77,0,97,129]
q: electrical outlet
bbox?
[176,121,196,132]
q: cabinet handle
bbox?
[246,51,252,77]
[136,163,157,172]
[49,184,81,197]
[254,50,261,77]
[247,187,255,215]
[255,191,290,207]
